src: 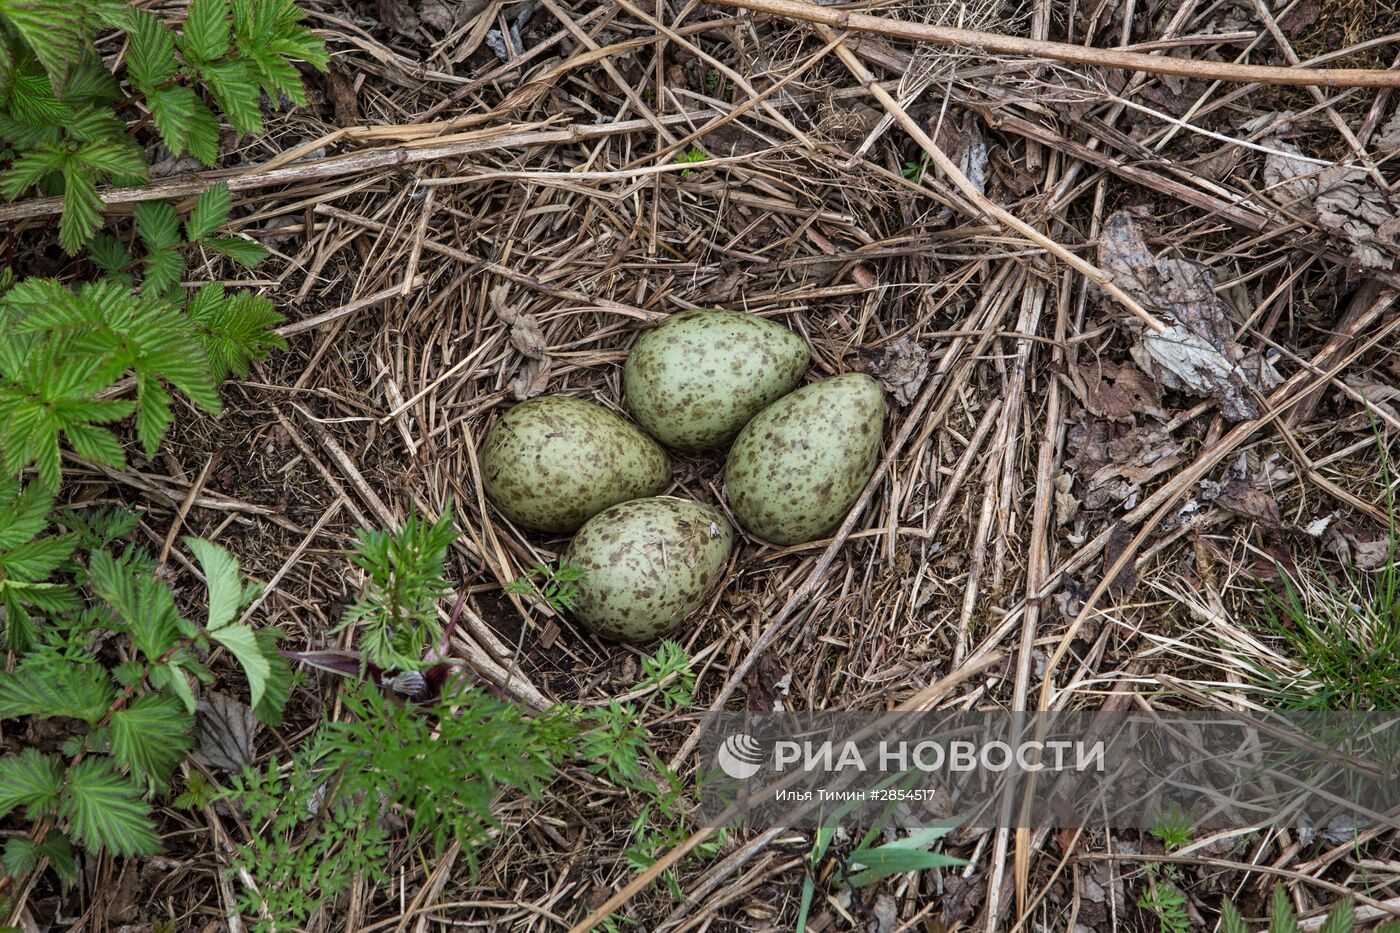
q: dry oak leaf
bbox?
[1099,211,1270,421]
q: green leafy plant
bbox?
[637,639,695,710]
[796,776,966,932]
[503,556,587,613]
[336,507,457,672]
[675,145,709,180]
[1220,888,1379,932]
[0,492,289,887]
[231,522,714,929]
[902,153,929,183]
[1139,872,1191,933]
[1149,804,1193,853]
[1,0,327,253]
[1248,439,1398,712]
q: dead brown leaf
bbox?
[1326,523,1392,571]
[1212,475,1283,526]
[1265,143,1400,270]
[1066,416,1186,510]
[1066,359,1166,422]
[1099,211,1271,421]
[192,691,258,772]
[1102,521,1138,599]
[490,284,553,400]
[848,337,930,406]
[326,64,361,126]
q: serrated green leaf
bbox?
[203,234,267,268]
[142,246,184,298]
[0,748,63,819]
[186,181,231,242]
[73,140,146,178]
[0,0,88,91]
[186,536,244,630]
[87,549,183,661]
[0,661,115,723]
[1219,900,1246,933]
[135,200,181,251]
[134,371,174,456]
[184,97,220,166]
[164,663,197,712]
[182,0,230,61]
[0,587,37,652]
[199,57,261,133]
[58,163,101,254]
[1271,887,1299,933]
[0,531,74,580]
[40,831,75,880]
[1317,899,1353,933]
[89,232,133,276]
[59,757,161,856]
[3,834,39,877]
[0,481,52,550]
[125,7,178,90]
[2,579,78,613]
[0,144,65,200]
[185,284,284,380]
[253,626,291,726]
[208,622,269,709]
[110,693,195,786]
[61,420,125,467]
[146,83,197,157]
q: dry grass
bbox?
[9,0,1400,928]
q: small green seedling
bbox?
[504,558,588,612]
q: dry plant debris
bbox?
[5,0,1400,928]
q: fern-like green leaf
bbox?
[110,693,194,785]
[1317,899,1353,933]
[0,748,63,820]
[59,757,161,856]
[184,96,220,166]
[1271,887,1300,933]
[146,83,198,157]
[182,0,231,62]
[142,246,184,297]
[1219,899,1247,933]
[0,531,74,580]
[185,182,232,243]
[0,479,53,550]
[134,371,174,456]
[89,232,133,277]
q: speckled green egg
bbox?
[624,309,810,451]
[724,374,885,545]
[481,396,671,533]
[565,496,733,642]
